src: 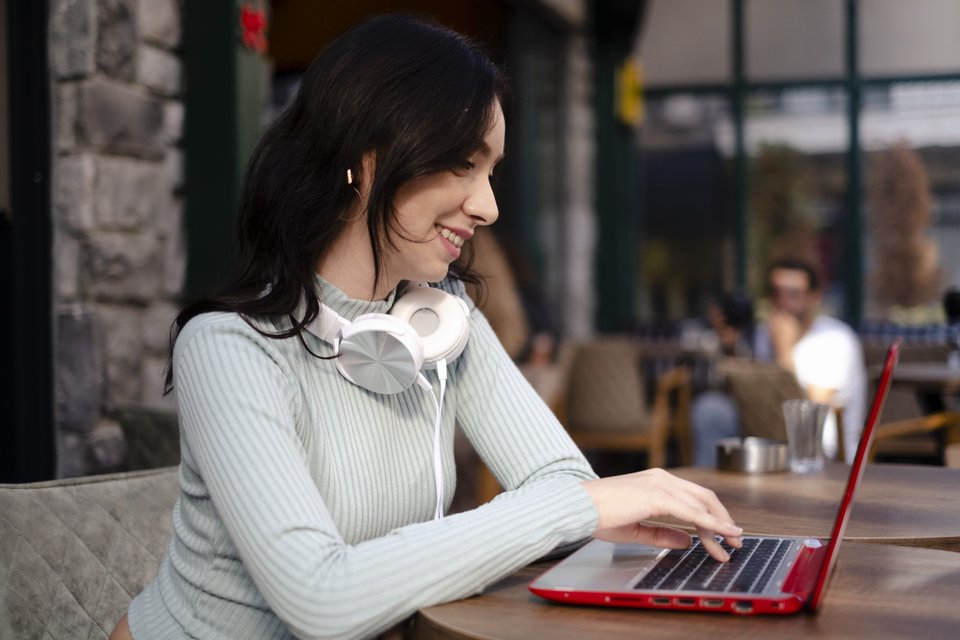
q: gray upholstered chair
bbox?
[0,466,178,639]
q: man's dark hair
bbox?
[766,257,820,292]
[720,292,754,331]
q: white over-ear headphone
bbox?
[302,282,470,520]
[304,282,470,394]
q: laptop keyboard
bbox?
[633,537,792,593]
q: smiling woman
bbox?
[319,104,504,299]
[110,13,741,640]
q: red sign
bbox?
[240,3,268,54]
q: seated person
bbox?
[690,292,755,466]
[692,258,867,465]
[109,15,742,640]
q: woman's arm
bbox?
[449,286,741,562]
[173,314,598,640]
[448,286,597,491]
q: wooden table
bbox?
[413,543,960,639]
[666,464,960,551]
[890,362,960,392]
[876,361,960,413]
[417,462,960,637]
[870,362,960,463]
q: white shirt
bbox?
[756,315,867,462]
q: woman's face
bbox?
[383,100,505,285]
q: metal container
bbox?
[716,437,788,473]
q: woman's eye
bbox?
[455,160,476,174]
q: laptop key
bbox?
[703,538,760,592]
[729,538,782,592]
[634,548,689,589]
[752,539,792,592]
[658,544,709,590]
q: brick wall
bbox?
[48,0,183,477]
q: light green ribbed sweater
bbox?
[128,277,599,640]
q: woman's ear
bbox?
[359,152,377,185]
[350,152,377,202]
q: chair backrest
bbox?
[566,337,648,433]
[716,358,807,440]
[0,466,178,639]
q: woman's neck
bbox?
[315,220,397,301]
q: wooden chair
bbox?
[862,342,959,466]
[869,410,960,467]
[714,358,806,442]
[563,337,691,469]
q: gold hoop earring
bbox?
[338,181,365,221]
[338,205,364,222]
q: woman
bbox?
[112,14,741,640]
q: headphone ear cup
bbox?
[390,287,470,367]
[336,314,424,394]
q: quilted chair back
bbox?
[0,466,178,639]
[562,337,689,469]
[566,337,647,433]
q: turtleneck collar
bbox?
[313,274,400,321]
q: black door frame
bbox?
[1,0,55,482]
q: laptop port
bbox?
[702,599,725,608]
[733,600,754,613]
[676,598,696,606]
[651,597,671,605]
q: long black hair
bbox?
[165,13,507,392]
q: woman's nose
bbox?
[464,178,499,226]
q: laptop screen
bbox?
[807,338,901,611]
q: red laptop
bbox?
[529,339,902,615]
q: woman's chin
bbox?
[417,266,451,284]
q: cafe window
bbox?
[637,93,735,322]
[861,80,960,324]
[631,0,960,329]
[738,86,850,318]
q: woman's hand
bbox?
[582,468,742,562]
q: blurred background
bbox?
[3,0,960,482]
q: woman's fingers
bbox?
[594,523,732,564]
[665,476,739,531]
[582,469,742,562]
[653,476,740,533]
[660,482,743,551]
[696,527,732,562]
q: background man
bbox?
[691,258,866,465]
[754,257,867,462]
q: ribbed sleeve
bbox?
[127,278,599,640]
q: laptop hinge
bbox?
[781,539,828,605]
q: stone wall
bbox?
[49,0,183,477]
